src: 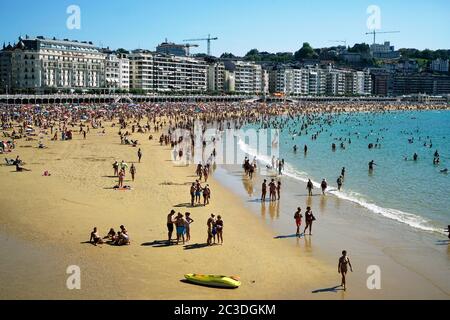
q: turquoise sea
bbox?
[238,109,450,234]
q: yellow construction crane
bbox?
[183,34,218,56]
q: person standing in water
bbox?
[307,179,314,196]
[276,181,281,200]
[341,167,346,179]
[337,176,343,191]
[321,179,328,195]
[338,250,353,291]
[294,207,303,236]
[369,160,376,171]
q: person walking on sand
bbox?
[216,215,224,244]
[113,160,119,176]
[185,212,194,242]
[294,207,303,236]
[167,210,176,243]
[338,250,353,291]
[137,148,142,163]
[261,179,267,202]
[203,184,211,206]
[321,178,327,195]
[130,163,136,181]
[207,214,215,246]
[303,207,315,235]
[307,179,314,196]
[118,169,125,188]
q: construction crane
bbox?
[183,34,218,56]
[328,40,347,47]
[183,44,199,56]
[365,30,400,45]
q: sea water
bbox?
[238,109,449,234]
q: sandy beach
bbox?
[0,120,340,300]
[0,104,449,300]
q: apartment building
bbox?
[223,60,264,94]
[104,52,129,90]
[129,50,154,91]
[5,36,106,91]
[207,61,225,92]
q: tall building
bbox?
[269,67,309,95]
[370,69,391,96]
[104,51,130,91]
[152,54,207,92]
[430,58,449,73]
[129,50,207,93]
[223,60,264,94]
[207,61,225,92]
[0,44,13,93]
[393,73,450,95]
[6,36,106,91]
[325,67,346,96]
[129,50,154,92]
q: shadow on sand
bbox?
[174,203,203,208]
[179,279,235,289]
[274,234,304,239]
[312,285,344,293]
[183,243,212,250]
[141,240,175,247]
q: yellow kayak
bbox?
[184,274,241,288]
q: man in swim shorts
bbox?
[167,210,176,243]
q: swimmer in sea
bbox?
[369,160,376,171]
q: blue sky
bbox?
[1,0,449,56]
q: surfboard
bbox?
[184,274,241,289]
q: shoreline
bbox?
[212,163,450,299]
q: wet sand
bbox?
[214,165,450,299]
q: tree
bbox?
[294,43,318,61]
[348,43,370,53]
[220,52,236,59]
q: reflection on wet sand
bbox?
[319,195,327,213]
[261,201,266,219]
[268,201,280,220]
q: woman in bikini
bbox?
[338,250,353,291]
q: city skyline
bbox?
[1,0,449,56]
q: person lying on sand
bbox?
[90,227,104,246]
